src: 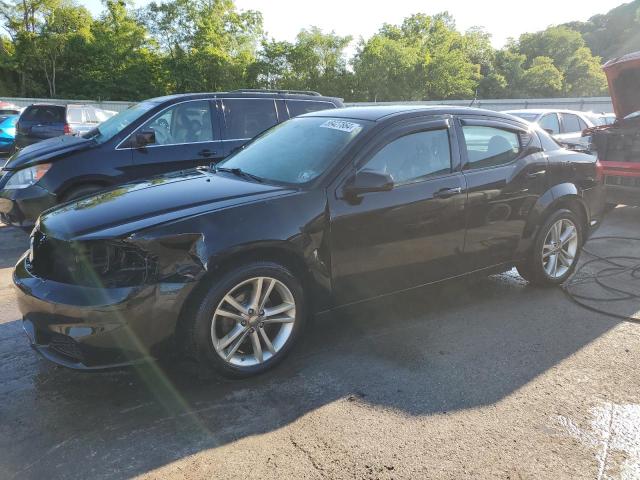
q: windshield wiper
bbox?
[213,166,264,183]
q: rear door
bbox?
[219,98,280,156]
[127,99,224,177]
[457,117,549,270]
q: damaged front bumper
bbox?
[13,253,197,369]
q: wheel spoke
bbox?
[560,225,576,245]
[263,315,295,325]
[560,250,574,267]
[224,294,248,315]
[264,302,295,317]
[216,324,246,351]
[250,330,263,363]
[258,278,276,310]
[542,245,555,258]
[224,328,250,360]
[249,277,263,310]
[545,253,558,276]
[215,309,245,322]
[259,327,276,354]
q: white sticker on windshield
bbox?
[320,119,362,133]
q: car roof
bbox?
[301,104,522,122]
[146,91,342,104]
[504,109,590,116]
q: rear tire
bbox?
[183,261,306,378]
[517,209,583,286]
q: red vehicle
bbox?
[589,51,640,207]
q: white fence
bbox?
[1,95,614,114]
[0,97,135,112]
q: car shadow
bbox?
[0,207,638,479]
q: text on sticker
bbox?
[320,120,362,133]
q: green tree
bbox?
[143,0,263,92]
[352,13,479,101]
[520,56,563,97]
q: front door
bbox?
[129,99,224,178]
[329,119,467,306]
[457,117,549,270]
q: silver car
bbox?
[503,109,596,150]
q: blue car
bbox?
[0,114,18,156]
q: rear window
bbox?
[21,105,65,123]
[222,99,278,139]
[287,100,336,117]
[509,112,539,122]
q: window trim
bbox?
[355,119,455,188]
[115,99,219,150]
[457,117,528,172]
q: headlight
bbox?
[4,164,51,189]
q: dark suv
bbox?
[0,90,342,228]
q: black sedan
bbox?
[14,106,605,377]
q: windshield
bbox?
[217,117,370,185]
[509,112,539,122]
[83,101,157,144]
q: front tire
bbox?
[184,261,306,378]
[517,209,582,286]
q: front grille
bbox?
[605,175,640,188]
[49,333,83,362]
[29,231,155,287]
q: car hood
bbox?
[603,51,640,120]
[39,169,295,240]
[4,135,94,170]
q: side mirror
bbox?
[135,129,156,148]
[343,169,394,198]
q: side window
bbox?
[561,113,582,133]
[84,108,99,123]
[137,100,214,146]
[222,99,278,139]
[538,114,560,135]
[462,126,520,170]
[362,129,451,185]
[287,101,335,117]
[577,117,588,130]
[66,107,83,123]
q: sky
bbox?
[83,0,627,50]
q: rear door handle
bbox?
[198,149,216,158]
[527,169,546,178]
[434,187,463,199]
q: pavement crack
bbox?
[289,435,325,475]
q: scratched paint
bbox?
[556,403,640,480]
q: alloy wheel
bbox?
[211,276,296,367]
[541,218,579,279]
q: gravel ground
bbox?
[0,207,639,480]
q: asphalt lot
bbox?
[0,207,639,480]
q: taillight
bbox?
[595,159,604,182]
[63,123,72,135]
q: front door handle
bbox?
[527,169,546,178]
[198,149,216,158]
[434,187,463,199]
